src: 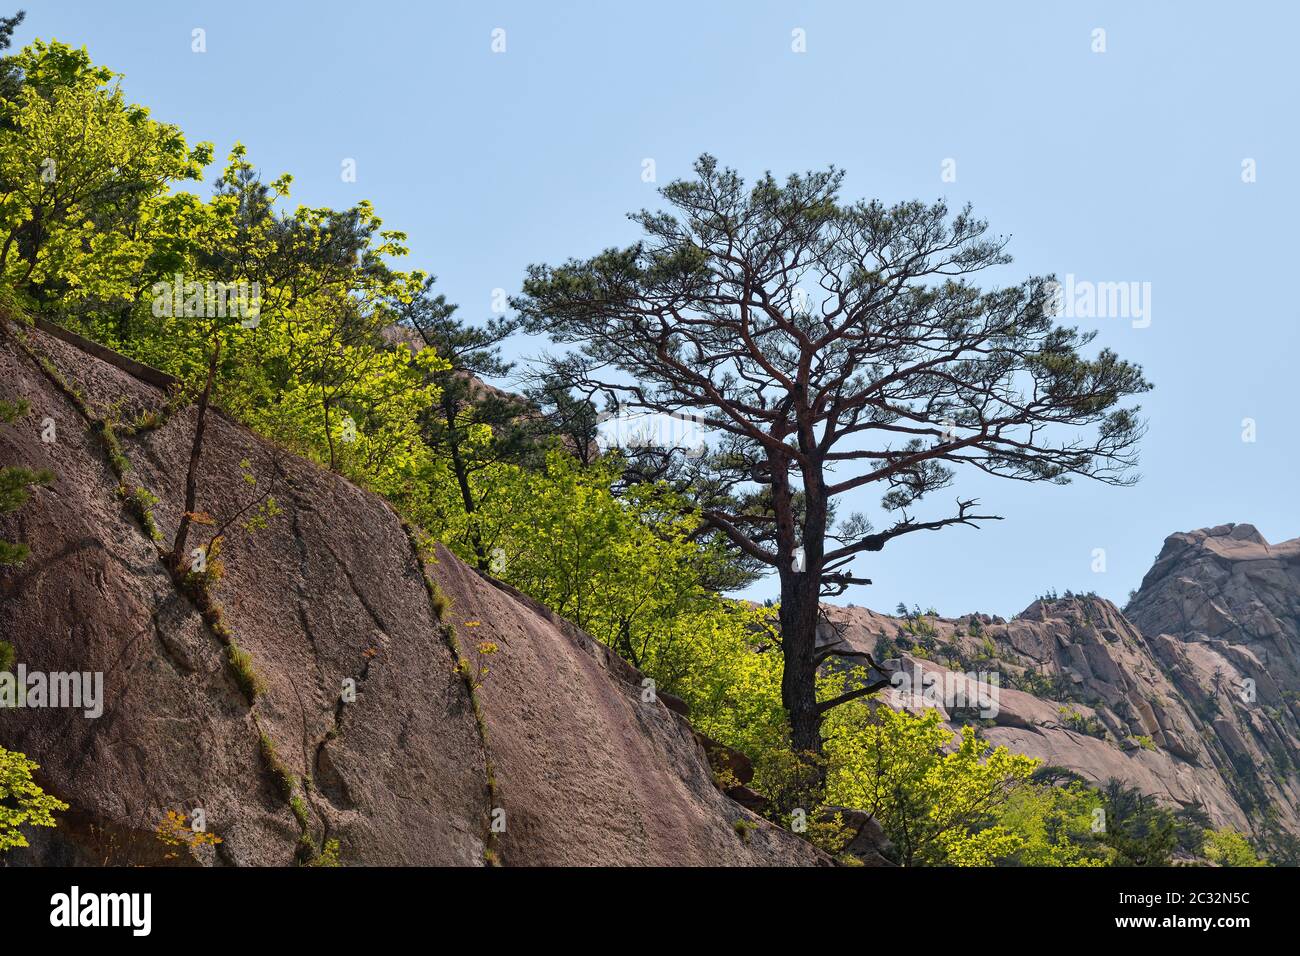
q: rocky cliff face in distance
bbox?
[819,523,1300,841]
[1126,524,1300,830]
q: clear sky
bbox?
[17,1,1299,617]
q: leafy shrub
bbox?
[116,484,162,542]
[155,809,222,861]
[1203,827,1268,867]
[308,838,342,867]
[823,703,1039,866]
[0,747,68,852]
[1058,706,1108,740]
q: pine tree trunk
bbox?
[446,403,488,570]
[775,450,828,756]
[780,566,823,755]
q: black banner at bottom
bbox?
[0,864,1284,942]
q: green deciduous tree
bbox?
[823,702,1039,865]
[162,145,430,568]
[1202,826,1268,867]
[466,452,716,658]
[0,39,210,311]
[995,777,1109,866]
[398,277,540,569]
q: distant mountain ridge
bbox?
[819,522,1300,843]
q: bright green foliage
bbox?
[0,746,68,852]
[239,315,445,490]
[0,40,210,306]
[640,600,787,779]
[190,147,439,482]
[308,838,342,867]
[154,156,441,491]
[448,453,709,662]
[995,781,1110,866]
[1202,826,1268,867]
[823,703,1040,866]
[397,277,542,569]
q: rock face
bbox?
[1126,524,1300,828]
[0,322,824,867]
[821,526,1300,839]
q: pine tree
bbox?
[516,155,1150,753]
[399,277,542,570]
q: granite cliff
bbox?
[819,523,1300,842]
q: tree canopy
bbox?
[516,154,1151,751]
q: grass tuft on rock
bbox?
[228,643,263,702]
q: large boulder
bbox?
[817,806,897,866]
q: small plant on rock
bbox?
[155,809,223,862]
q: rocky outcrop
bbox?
[1126,524,1300,827]
[820,530,1300,839]
[0,321,824,867]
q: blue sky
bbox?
[19,1,1299,617]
